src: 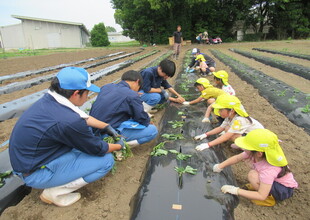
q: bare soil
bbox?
[1,40,310,220]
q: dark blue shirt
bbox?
[140,66,172,93]
[90,81,150,130]
[9,93,109,173]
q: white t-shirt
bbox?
[220,115,264,134]
[222,85,236,96]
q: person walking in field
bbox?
[9,67,124,207]
[173,25,183,60]
[214,129,298,207]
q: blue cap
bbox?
[56,67,100,93]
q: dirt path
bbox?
[215,49,310,94]
[1,41,310,220]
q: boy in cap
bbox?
[213,129,298,206]
[9,67,124,207]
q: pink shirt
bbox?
[242,152,298,188]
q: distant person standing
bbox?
[173,25,183,60]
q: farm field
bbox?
[0,40,310,220]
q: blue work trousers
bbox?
[140,90,169,106]
[119,124,158,144]
[16,149,114,189]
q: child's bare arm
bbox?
[189,97,204,105]
[218,152,244,169]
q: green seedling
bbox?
[301,104,310,113]
[0,170,12,188]
[288,96,298,104]
[277,89,287,97]
[178,111,185,115]
[168,120,184,128]
[150,142,168,156]
[153,103,167,110]
[161,133,185,140]
[174,165,197,177]
[169,150,192,161]
[103,136,133,160]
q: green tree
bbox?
[90,23,110,47]
[106,26,117,32]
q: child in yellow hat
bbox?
[182,78,226,106]
[213,70,235,96]
[195,54,210,76]
[213,129,298,206]
[194,94,264,150]
[202,70,236,123]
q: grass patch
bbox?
[109,41,141,47]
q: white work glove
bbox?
[202,117,210,123]
[182,101,190,106]
[213,164,223,173]
[221,185,240,195]
[194,133,207,140]
[195,143,210,151]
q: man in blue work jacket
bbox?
[140,59,185,113]
[90,70,158,148]
[9,67,124,207]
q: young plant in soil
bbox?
[103,136,133,174]
[161,133,185,140]
[169,150,192,161]
[168,120,184,128]
[301,104,310,113]
[0,170,12,188]
[288,96,298,104]
[153,103,168,110]
[174,165,197,187]
[150,142,168,156]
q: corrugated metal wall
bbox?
[0,20,89,49]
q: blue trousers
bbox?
[140,90,168,106]
[18,149,114,189]
[119,124,158,144]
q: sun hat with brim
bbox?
[57,67,100,93]
[213,70,229,85]
[212,94,248,117]
[195,78,211,88]
[235,129,288,167]
[195,54,206,62]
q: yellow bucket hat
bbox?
[235,129,288,167]
[212,94,248,117]
[195,54,206,62]
[195,78,211,88]
[213,70,229,85]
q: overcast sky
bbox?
[0,0,122,31]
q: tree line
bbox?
[110,0,309,44]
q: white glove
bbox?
[213,164,223,173]
[202,117,210,123]
[221,185,239,195]
[194,133,207,140]
[182,101,190,106]
[195,143,210,151]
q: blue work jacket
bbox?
[9,93,109,173]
